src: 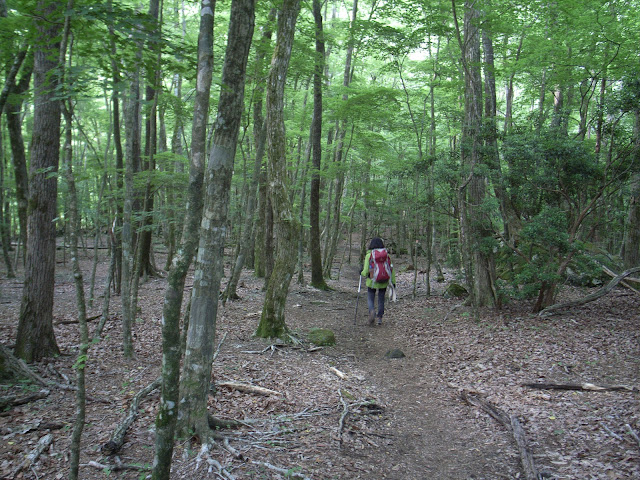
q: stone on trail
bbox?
[385,348,405,359]
[308,328,336,346]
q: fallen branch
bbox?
[626,424,640,449]
[461,391,539,480]
[83,460,150,472]
[329,366,347,379]
[55,313,101,325]
[601,264,640,294]
[539,266,640,316]
[11,433,53,477]
[337,390,349,446]
[101,376,161,455]
[251,461,311,480]
[217,381,282,397]
[523,382,636,393]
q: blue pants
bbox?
[367,287,386,318]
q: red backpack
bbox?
[369,248,392,283]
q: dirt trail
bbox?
[291,274,520,479]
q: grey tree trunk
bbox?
[255,0,302,339]
[15,0,63,362]
[178,0,254,442]
[152,2,215,477]
[225,9,274,301]
[138,0,162,279]
[121,50,142,359]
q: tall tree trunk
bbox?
[107,0,124,294]
[152,1,215,477]
[224,8,274,301]
[4,53,32,260]
[59,14,90,475]
[622,109,640,269]
[456,0,496,309]
[178,0,254,442]
[15,0,64,362]
[323,0,357,279]
[255,0,302,339]
[0,120,14,278]
[309,0,327,289]
[121,40,143,359]
[138,0,162,279]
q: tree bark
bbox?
[224,9,274,301]
[15,0,64,362]
[457,0,496,309]
[137,0,162,279]
[178,0,254,442]
[255,0,302,339]
[309,0,327,289]
[152,1,214,477]
[4,51,32,259]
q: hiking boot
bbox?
[368,311,375,326]
[377,317,382,326]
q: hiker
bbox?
[361,237,395,326]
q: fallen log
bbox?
[0,390,49,410]
[539,266,640,316]
[101,376,161,455]
[461,391,540,480]
[217,381,282,397]
[523,382,636,393]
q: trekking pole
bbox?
[354,275,362,325]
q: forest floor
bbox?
[0,243,639,480]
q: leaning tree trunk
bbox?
[255,0,302,339]
[152,1,215,477]
[15,0,64,362]
[178,0,254,443]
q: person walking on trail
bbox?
[361,237,395,326]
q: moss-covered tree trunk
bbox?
[151,1,215,478]
[255,0,302,339]
[178,0,254,443]
[457,0,497,309]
